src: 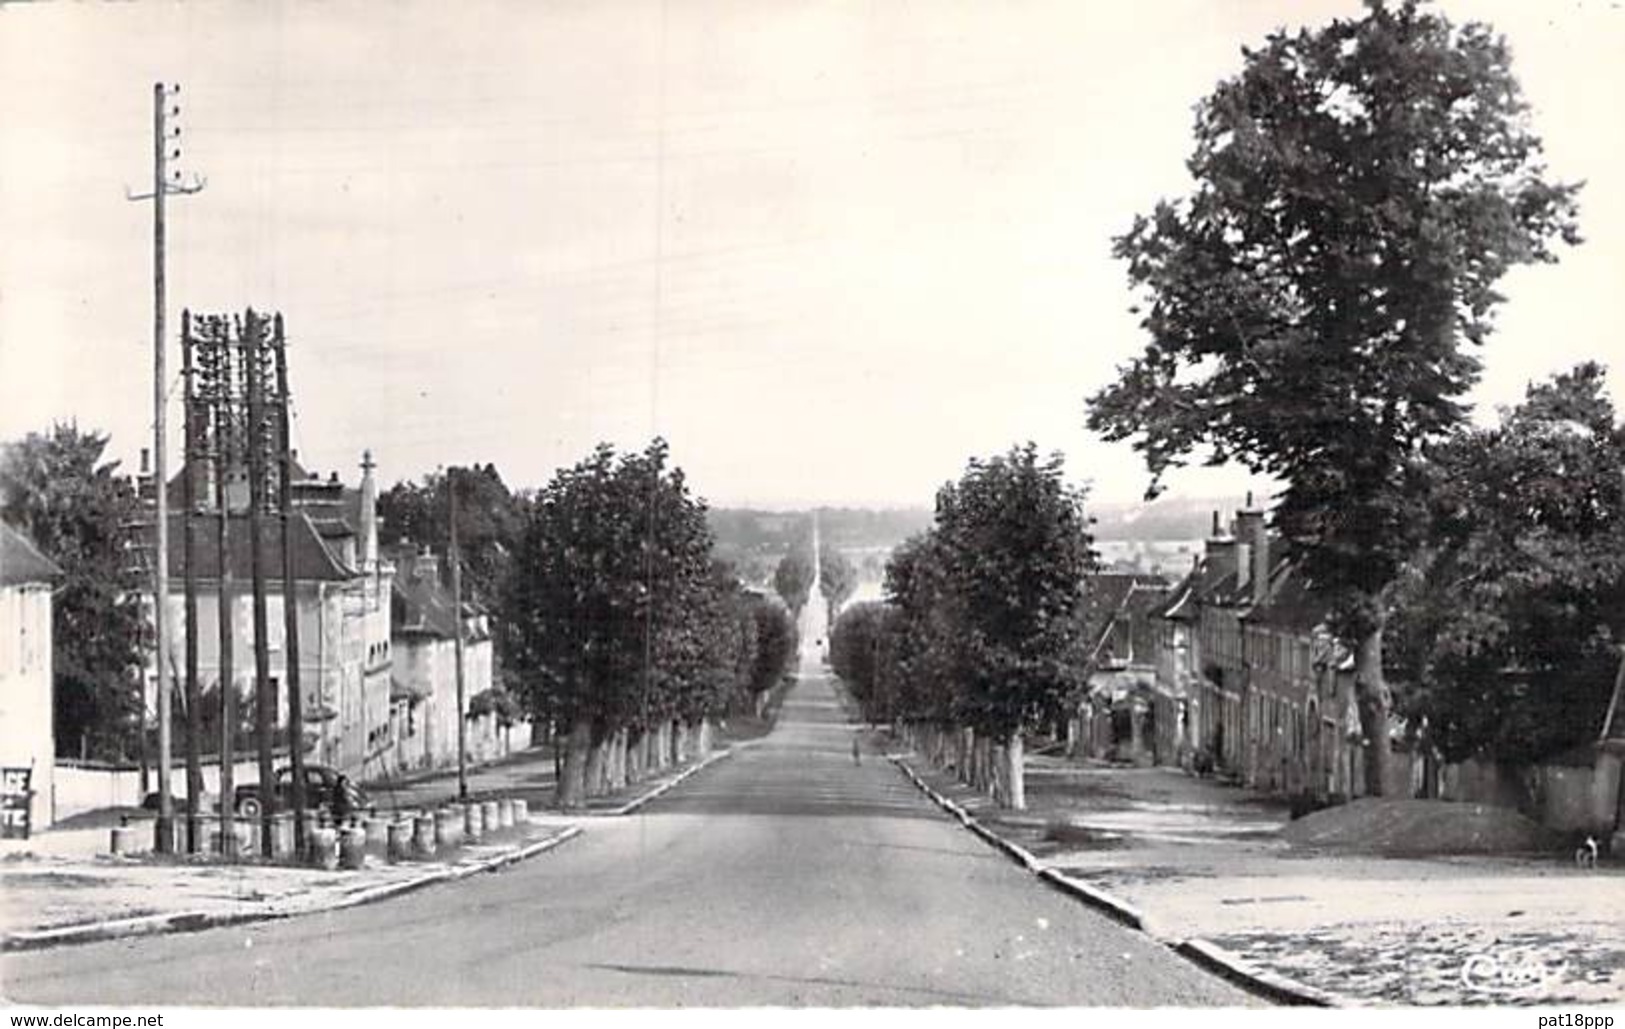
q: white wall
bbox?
[53,755,286,821]
[0,583,55,830]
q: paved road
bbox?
[2,668,1255,1007]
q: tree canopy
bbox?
[1391,363,1625,763]
[772,549,814,614]
[1,424,147,759]
[376,462,524,604]
[840,443,1096,808]
[501,439,778,806]
[818,548,857,618]
[1085,0,1580,792]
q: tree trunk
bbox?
[557,721,591,810]
[1354,627,1392,797]
[584,732,608,798]
[1004,730,1026,811]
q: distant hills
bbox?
[1087,496,1245,542]
[707,507,933,586]
[708,499,1244,586]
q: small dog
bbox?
[1575,836,1599,870]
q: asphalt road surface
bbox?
[3,668,1257,1007]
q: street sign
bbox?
[1,766,34,839]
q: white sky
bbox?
[2,0,1621,509]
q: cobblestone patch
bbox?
[1212,922,1625,1006]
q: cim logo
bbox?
[1458,948,1570,996]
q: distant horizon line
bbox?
[699,492,1253,514]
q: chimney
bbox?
[137,448,154,504]
[360,450,378,573]
[1232,512,1251,594]
[1234,492,1269,605]
[1203,510,1240,585]
[225,467,250,513]
[414,544,439,584]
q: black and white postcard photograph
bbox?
[1,0,1622,1020]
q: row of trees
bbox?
[500,440,797,808]
[837,364,1625,811]
[770,541,856,621]
[833,444,1096,809]
[0,429,798,803]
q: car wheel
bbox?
[236,796,262,820]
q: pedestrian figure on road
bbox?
[851,734,861,766]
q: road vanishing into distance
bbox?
[3,666,1256,1007]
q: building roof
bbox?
[390,674,430,702]
[1157,555,1233,623]
[391,549,489,641]
[1080,571,1169,658]
[163,455,315,508]
[1243,561,1331,633]
[151,511,359,582]
[0,521,61,587]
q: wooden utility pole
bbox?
[275,316,308,853]
[450,468,468,801]
[244,310,277,857]
[149,82,174,854]
[213,318,238,858]
[126,82,204,854]
[181,312,204,853]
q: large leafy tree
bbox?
[818,548,857,620]
[503,439,735,807]
[883,531,960,729]
[1391,364,1625,763]
[376,462,523,605]
[772,548,814,614]
[830,600,899,723]
[746,594,797,700]
[1086,0,1580,793]
[0,425,147,759]
[931,444,1094,808]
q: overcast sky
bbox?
[2,0,1621,510]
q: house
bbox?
[1148,501,1360,802]
[1068,572,1170,765]
[387,545,511,773]
[0,521,61,833]
[142,451,394,781]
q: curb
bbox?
[1,825,585,954]
[602,742,748,817]
[1176,939,1345,1008]
[888,753,1339,1008]
[1035,867,1146,930]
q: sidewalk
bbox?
[1,739,744,950]
[372,735,753,815]
[1,819,580,950]
[887,741,1625,1007]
